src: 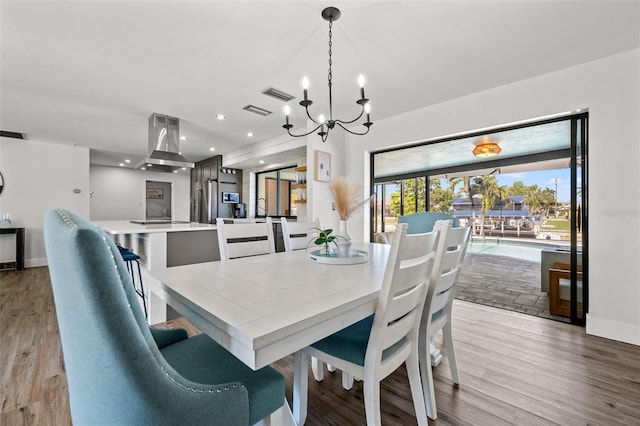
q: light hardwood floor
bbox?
[2,267,639,425]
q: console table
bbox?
[0,226,25,271]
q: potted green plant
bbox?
[308,228,342,257]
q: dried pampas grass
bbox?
[329,177,373,220]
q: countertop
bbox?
[93,220,217,235]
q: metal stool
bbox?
[117,246,147,319]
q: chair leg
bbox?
[420,349,438,420]
[260,398,285,426]
[311,356,324,382]
[362,378,381,426]
[327,363,336,372]
[133,259,147,319]
[406,351,429,426]
[443,322,459,384]
[342,372,354,390]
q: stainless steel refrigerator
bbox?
[193,179,217,223]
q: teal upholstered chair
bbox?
[398,211,460,234]
[374,212,460,244]
[44,209,284,425]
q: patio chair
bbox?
[44,209,285,425]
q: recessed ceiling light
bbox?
[180,136,187,141]
[247,132,254,137]
[125,159,131,163]
[141,167,146,170]
[210,147,216,152]
[216,114,225,120]
[181,167,186,170]
[173,170,178,173]
[119,163,124,167]
[259,160,265,164]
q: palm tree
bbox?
[475,176,508,236]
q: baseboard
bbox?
[26,258,48,268]
[586,313,640,346]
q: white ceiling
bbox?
[1,1,639,170]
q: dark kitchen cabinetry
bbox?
[190,156,242,222]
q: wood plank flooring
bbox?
[2,267,639,425]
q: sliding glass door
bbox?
[370,113,588,325]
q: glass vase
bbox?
[339,219,352,242]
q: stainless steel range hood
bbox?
[136,113,194,173]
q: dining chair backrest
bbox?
[280,217,320,252]
[366,222,440,372]
[216,217,275,260]
[425,220,471,325]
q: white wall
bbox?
[345,49,640,345]
[0,138,90,267]
[90,165,190,221]
[306,120,346,231]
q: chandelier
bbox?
[283,7,372,143]
[472,136,502,158]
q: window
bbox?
[256,166,297,217]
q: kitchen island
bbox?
[94,220,220,324]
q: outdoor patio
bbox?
[455,252,570,323]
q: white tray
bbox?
[309,249,368,265]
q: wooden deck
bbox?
[2,267,639,425]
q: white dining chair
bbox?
[216,217,275,260]
[301,223,440,426]
[419,219,471,420]
[280,217,320,252]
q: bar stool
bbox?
[117,246,147,319]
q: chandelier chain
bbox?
[328,19,333,120]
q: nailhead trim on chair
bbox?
[54,210,246,395]
[160,365,244,394]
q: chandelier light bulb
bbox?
[302,76,310,90]
[364,103,371,113]
[358,74,365,88]
[318,114,326,124]
[284,105,291,127]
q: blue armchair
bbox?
[398,211,459,234]
[375,212,459,244]
[44,209,284,425]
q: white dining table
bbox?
[152,241,390,425]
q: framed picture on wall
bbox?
[314,150,331,182]
[146,188,164,199]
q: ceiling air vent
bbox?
[0,130,26,139]
[262,87,295,102]
[242,105,272,116]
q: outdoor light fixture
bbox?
[283,6,373,143]
[473,136,502,158]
